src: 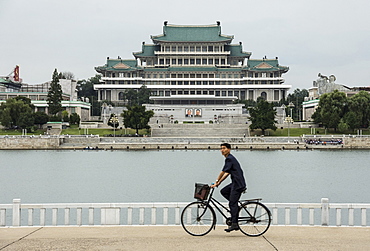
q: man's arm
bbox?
[211,171,229,188]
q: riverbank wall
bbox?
[1,135,369,150]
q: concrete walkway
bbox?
[0,226,369,251]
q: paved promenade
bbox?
[0,226,369,251]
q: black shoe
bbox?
[225,223,239,232]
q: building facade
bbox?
[94,22,290,123]
[0,67,91,121]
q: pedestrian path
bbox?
[0,226,369,250]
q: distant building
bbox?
[0,66,91,121]
[302,73,370,121]
[94,22,291,123]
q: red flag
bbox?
[14,65,19,82]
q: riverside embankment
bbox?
[0,135,369,150]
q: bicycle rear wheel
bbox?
[238,201,271,237]
[181,201,216,236]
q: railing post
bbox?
[321,198,329,226]
[12,199,21,227]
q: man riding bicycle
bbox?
[211,143,246,232]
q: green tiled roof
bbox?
[226,44,251,58]
[246,59,289,72]
[95,59,140,72]
[133,44,159,57]
[151,24,233,43]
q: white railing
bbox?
[1,198,369,227]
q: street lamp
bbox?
[288,102,295,119]
[281,104,286,124]
[285,115,293,142]
[109,115,119,137]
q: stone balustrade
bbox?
[1,198,369,227]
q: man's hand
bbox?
[210,183,218,188]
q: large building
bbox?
[0,66,91,121]
[94,22,290,123]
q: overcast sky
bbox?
[1,0,369,91]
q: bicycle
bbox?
[181,183,272,237]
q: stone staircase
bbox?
[150,123,249,138]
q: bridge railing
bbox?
[1,198,369,227]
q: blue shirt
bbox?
[222,154,246,190]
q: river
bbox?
[1,149,369,204]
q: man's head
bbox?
[220,143,231,157]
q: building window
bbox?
[203,90,208,95]
[190,58,195,64]
[274,90,279,100]
[178,46,182,52]
[202,46,207,52]
[208,46,213,52]
[178,59,182,65]
[172,46,176,51]
[202,59,207,65]
[228,91,233,96]
[261,92,267,100]
[196,46,201,52]
[197,90,201,95]
[190,46,195,52]
[178,90,183,94]
[184,46,189,52]
[215,59,219,64]
[196,58,201,64]
[215,91,220,96]
[171,90,176,95]
[159,59,164,65]
[222,91,226,96]
[208,59,213,64]
[166,59,170,64]
[184,59,189,64]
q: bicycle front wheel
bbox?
[238,201,271,237]
[181,201,216,236]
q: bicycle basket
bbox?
[194,183,210,200]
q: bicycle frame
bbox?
[199,188,263,223]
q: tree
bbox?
[346,91,370,129]
[248,99,277,135]
[47,69,63,115]
[62,110,69,122]
[69,113,80,125]
[108,113,119,128]
[122,84,152,106]
[313,90,347,130]
[77,75,100,116]
[285,88,309,121]
[121,105,154,134]
[0,98,34,130]
[34,111,49,128]
[59,71,75,80]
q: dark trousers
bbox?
[220,183,243,223]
